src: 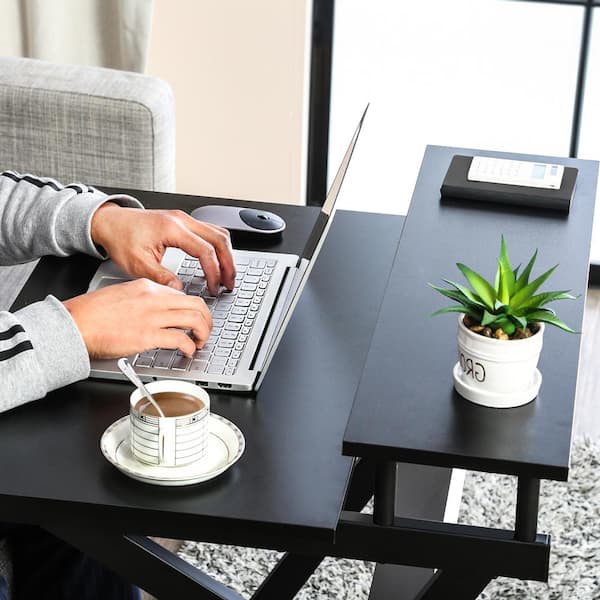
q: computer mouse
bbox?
[190,205,286,238]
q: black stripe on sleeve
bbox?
[1,171,62,192]
[1,172,86,194]
[0,324,25,341]
[0,341,33,362]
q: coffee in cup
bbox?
[135,391,205,417]
[129,380,210,467]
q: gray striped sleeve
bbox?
[0,296,89,410]
[0,171,144,410]
[0,171,142,264]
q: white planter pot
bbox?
[452,315,544,408]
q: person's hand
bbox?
[63,279,213,359]
[91,203,236,295]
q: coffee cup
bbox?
[129,380,210,467]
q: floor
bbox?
[573,286,600,441]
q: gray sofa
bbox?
[0,55,176,598]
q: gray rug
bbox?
[459,437,600,599]
[178,438,600,599]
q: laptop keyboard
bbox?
[133,255,277,377]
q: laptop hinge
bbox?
[252,260,308,382]
[251,265,300,371]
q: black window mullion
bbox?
[570,0,594,156]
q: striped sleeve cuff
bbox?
[56,191,144,260]
[0,172,144,260]
[16,295,90,393]
[0,324,33,362]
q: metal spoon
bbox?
[117,357,165,418]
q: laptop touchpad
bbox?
[95,277,128,289]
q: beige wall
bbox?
[146,0,310,205]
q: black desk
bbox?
[344,145,598,598]
[2,192,405,598]
[2,145,595,600]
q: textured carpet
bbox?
[458,437,600,599]
[178,438,600,599]
[177,539,375,599]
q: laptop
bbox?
[88,105,368,391]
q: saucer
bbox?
[100,414,245,486]
[452,362,542,409]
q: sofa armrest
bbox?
[0,56,175,192]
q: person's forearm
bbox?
[0,297,90,410]
[0,170,142,264]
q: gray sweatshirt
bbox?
[0,171,142,411]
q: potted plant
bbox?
[430,236,577,408]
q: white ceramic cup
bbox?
[129,380,210,467]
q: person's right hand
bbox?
[63,279,213,359]
[90,204,236,295]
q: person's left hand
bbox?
[91,203,236,295]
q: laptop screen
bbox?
[255,104,369,387]
[301,104,369,260]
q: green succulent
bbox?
[430,236,577,336]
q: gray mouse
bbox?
[190,205,286,236]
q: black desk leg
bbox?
[413,569,492,600]
[413,475,539,598]
[515,476,540,542]
[250,554,323,600]
[374,460,396,526]
[45,524,244,600]
[252,458,376,600]
[369,464,453,600]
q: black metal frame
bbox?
[305,0,597,206]
[306,0,334,206]
[569,0,595,157]
[42,458,550,600]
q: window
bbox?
[327,0,586,215]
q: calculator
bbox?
[440,154,577,213]
[468,156,564,190]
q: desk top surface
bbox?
[344,145,598,481]
[2,192,403,546]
